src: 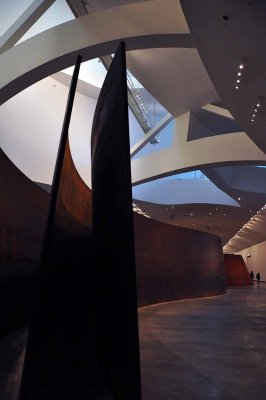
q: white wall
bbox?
[0,76,96,187]
[0,74,144,188]
[236,241,266,281]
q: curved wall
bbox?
[0,148,49,337]
[134,213,227,307]
[224,254,252,286]
[0,145,227,335]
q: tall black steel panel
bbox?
[18,56,108,400]
[91,42,142,400]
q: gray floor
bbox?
[0,327,27,400]
[1,284,266,400]
[139,283,266,400]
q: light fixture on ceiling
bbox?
[251,99,262,123]
[225,203,266,247]
[235,60,245,90]
[132,202,151,219]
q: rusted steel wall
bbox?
[0,148,49,337]
[224,254,252,286]
[134,213,227,307]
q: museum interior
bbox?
[1,1,266,399]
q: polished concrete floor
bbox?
[1,284,266,399]
[139,284,266,400]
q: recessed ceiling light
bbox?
[237,72,242,76]
[235,86,239,89]
[254,109,258,112]
[257,103,261,107]
[251,119,254,122]
[237,79,240,83]
[239,63,244,69]
[238,197,241,200]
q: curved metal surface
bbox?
[134,212,227,307]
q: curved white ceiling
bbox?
[1,0,266,251]
[132,178,239,206]
[0,0,193,105]
[180,0,266,153]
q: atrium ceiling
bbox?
[0,0,266,254]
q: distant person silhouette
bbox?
[256,272,261,283]
[250,270,254,282]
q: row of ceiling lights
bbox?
[227,203,266,246]
[188,207,226,217]
[134,203,238,240]
[251,102,261,122]
[234,60,262,123]
[235,62,244,90]
[132,203,151,218]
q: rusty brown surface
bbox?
[224,254,252,286]
[53,140,92,237]
[1,142,227,337]
[134,213,227,307]
[0,149,49,264]
[0,148,49,337]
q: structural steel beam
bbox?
[130,113,173,158]
[0,0,55,54]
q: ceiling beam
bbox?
[0,0,56,54]
[131,113,266,185]
[201,104,234,119]
[130,113,173,158]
